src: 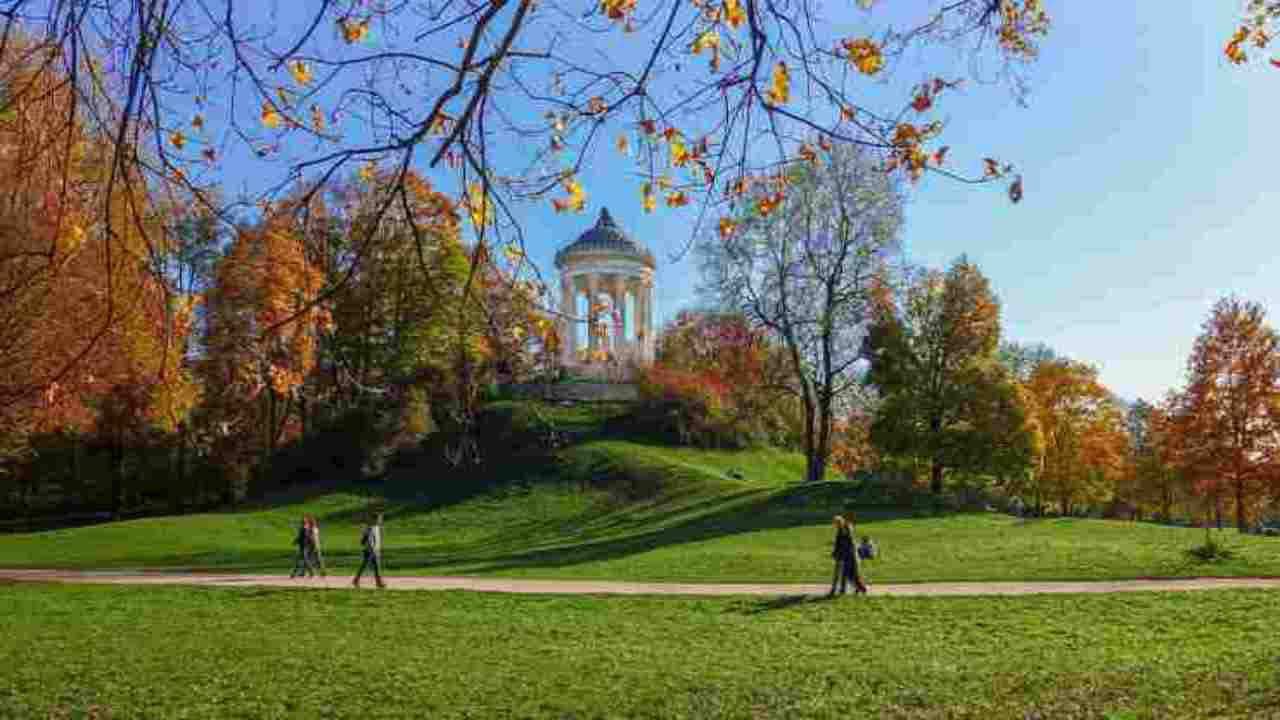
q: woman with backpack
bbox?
[840,513,870,595]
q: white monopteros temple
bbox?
[555,208,656,379]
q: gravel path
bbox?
[4,569,1280,597]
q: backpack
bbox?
[857,540,877,560]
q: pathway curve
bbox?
[4,569,1280,597]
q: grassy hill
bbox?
[1,399,1279,583]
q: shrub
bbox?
[634,366,748,448]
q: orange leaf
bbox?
[718,217,736,239]
[289,59,313,85]
[666,191,689,207]
[261,101,281,129]
[338,17,370,43]
[932,146,949,166]
[841,38,883,76]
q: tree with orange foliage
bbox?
[201,207,328,501]
[1023,358,1128,516]
[1177,297,1280,532]
[0,38,199,514]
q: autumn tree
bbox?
[1023,358,1128,516]
[699,143,901,482]
[640,310,797,447]
[863,257,1034,493]
[0,37,199,515]
[1178,297,1280,532]
[200,205,329,501]
[1120,396,1189,522]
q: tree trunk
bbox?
[929,460,944,495]
[1235,478,1248,532]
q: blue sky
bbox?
[204,0,1275,405]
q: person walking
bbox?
[289,517,313,579]
[828,515,855,596]
[352,513,386,589]
[306,515,327,578]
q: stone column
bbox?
[585,274,600,354]
[560,274,575,366]
[609,274,626,356]
[642,282,654,364]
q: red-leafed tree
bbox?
[640,310,796,447]
[1178,297,1280,532]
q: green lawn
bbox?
[1,582,1277,718]
[1,436,1278,583]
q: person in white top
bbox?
[352,513,386,589]
[307,516,326,578]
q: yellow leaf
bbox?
[169,131,186,150]
[339,17,370,44]
[358,161,377,184]
[63,224,86,254]
[669,134,690,167]
[723,0,746,29]
[551,177,587,213]
[289,59,313,85]
[842,38,883,76]
[764,62,789,105]
[691,29,719,55]
[467,181,494,229]
[502,244,525,264]
[261,101,281,129]
[641,183,656,213]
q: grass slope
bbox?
[2,582,1278,718]
[1,400,1278,583]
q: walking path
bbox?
[3,569,1280,597]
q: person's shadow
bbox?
[729,593,835,615]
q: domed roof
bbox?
[554,208,655,269]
